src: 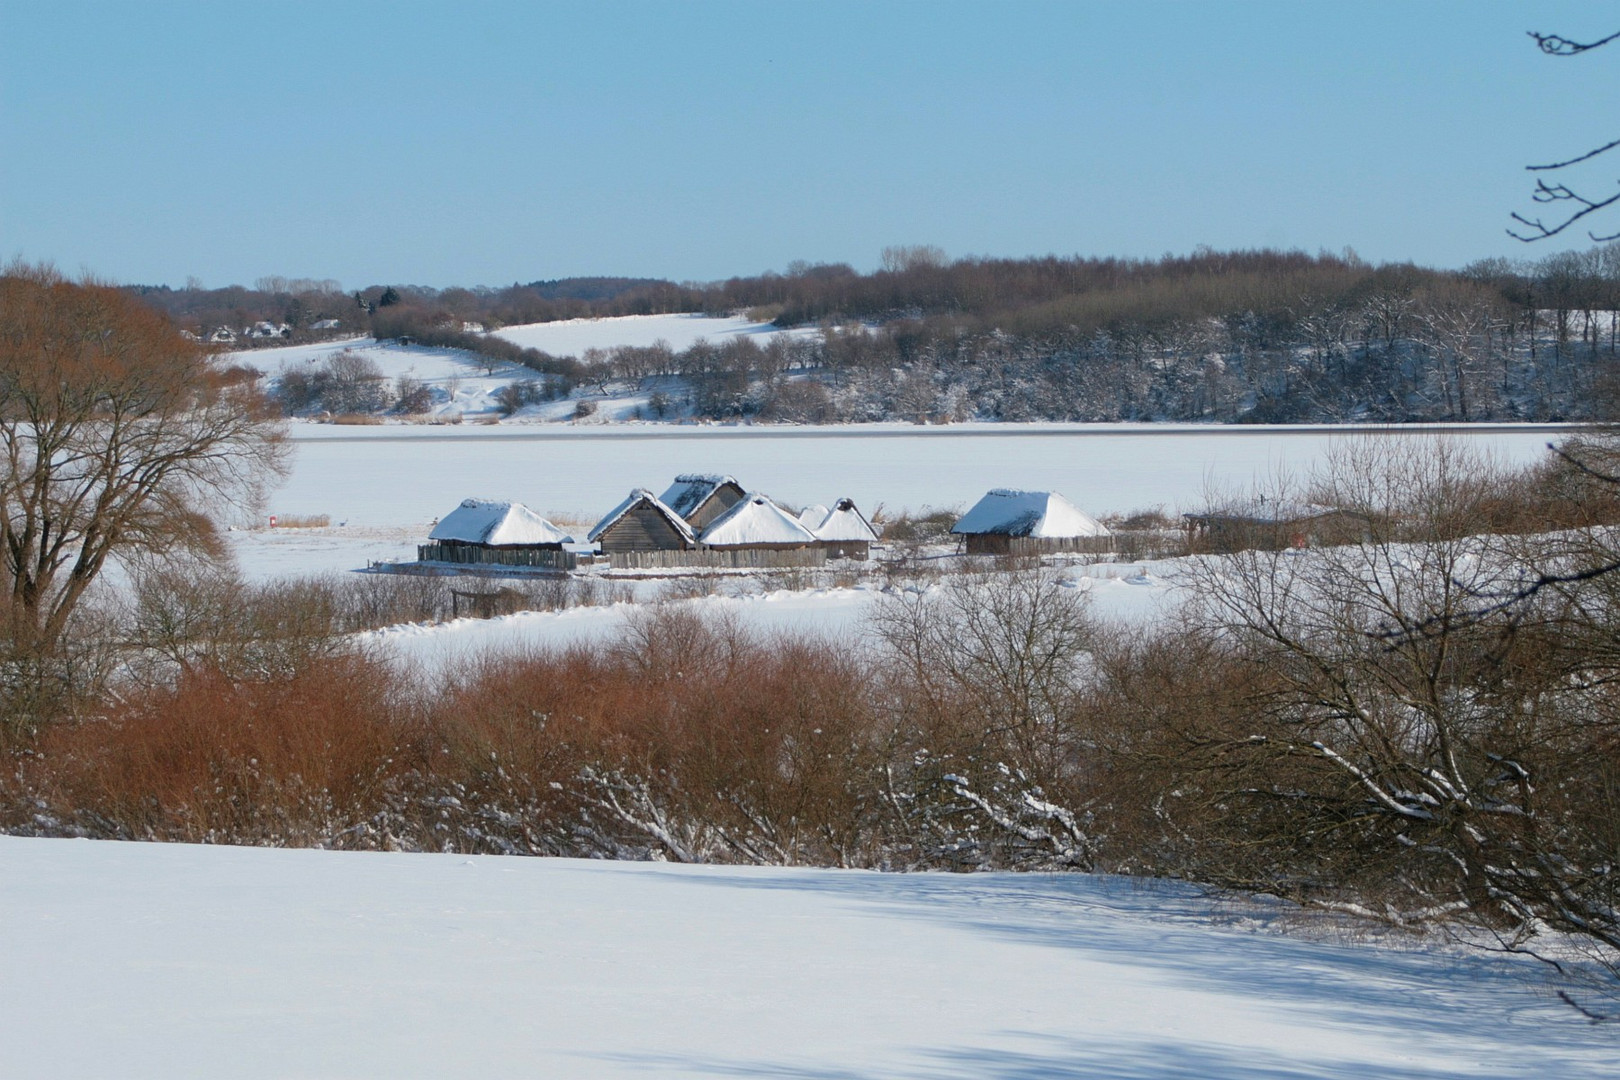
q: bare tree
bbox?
[1511,28,1620,242]
[1171,438,1620,1006]
[0,265,287,714]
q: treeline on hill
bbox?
[4,439,1620,1006]
[135,246,1620,422]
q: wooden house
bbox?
[699,493,818,550]
[951,489,1113,555]
[806,498,878,559]
[419,498,576,568]
[659,474,746,531]
[1182,500,1375,553]
[589,489,696,553]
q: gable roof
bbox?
[951,489,1110,539]
[588,488,696,543]
[798,504,831,530]
[430,499,573,546]
[699,493,818,546]
[812,498,878,543]
[658,474,742,520]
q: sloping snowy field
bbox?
[243,314,816,423]
[490,312,819,354]
[2,836,1610,1080]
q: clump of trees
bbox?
[0,265,286,731]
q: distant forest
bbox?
[131,245,1620,423]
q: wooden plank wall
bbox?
[609,547,828,570]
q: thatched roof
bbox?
[429,499,573,546]
[951,489,1109,539]
[811,498,878,543]
[659,474,743,521]
[700,493,818,547]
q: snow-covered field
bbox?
[2,835,1610,1080]
[241,314,818,423]
[361,563,1176,672]
[490,312,817,355]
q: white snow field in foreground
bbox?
[1,837,1610,1080]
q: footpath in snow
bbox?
[1,836,1612,1080]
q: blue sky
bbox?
[3,1,1617,288]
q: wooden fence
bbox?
[418,543,578,571]
[608,547,829,571]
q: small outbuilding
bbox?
[807,497,879,559]
[699,493,818,550]
[1182,500,1375,553]
[659,474,747,531]
[428,498,573,551]
[951,489,1113,555]
[589,489,697,553]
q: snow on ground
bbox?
[237,336,540,421]
[224,524,425,581]
[362,562,1180,673]
[490,312,817,355]
[270,423,1566,530]
[2,835,1611,1080]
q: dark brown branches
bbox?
[1513,29,1620,242]
[1531,29,1620,56]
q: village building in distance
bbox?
[700,493,819,551]
[951,489,1114,556]
[419,498,576,568]
[803,498,879,560]
[1181,498,1376,553]
[659,474,747,532]
[589,489,697,553]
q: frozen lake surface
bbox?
[269,422,1571,529]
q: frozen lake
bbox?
[268,423,1574,529]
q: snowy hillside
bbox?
[2,836,1609,1080]
[490,311,816,354]
[238,314,819,424]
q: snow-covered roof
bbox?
[429,499,573,546]
[812,498,878,543]
[659,474,741,520]
[700,493,818,547]
[588,488,696,543]
[951,489,1110,538]
[799,504,831,530]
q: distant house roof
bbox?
[700,493,818,547]
[811,498,878,543]
[798,504,831,530]
[588,489,695,544]
[659,474,742,520]
[310,318,341,330]
[951,489,1110,539]
[429,499,573,546]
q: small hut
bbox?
[951,489,1112,555]
[589,489,696,553]
[808,497,878,560]
[428,498,573,552]
[1182,500,1374,553]
[699,493,818,550]
[659,474,747,531]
